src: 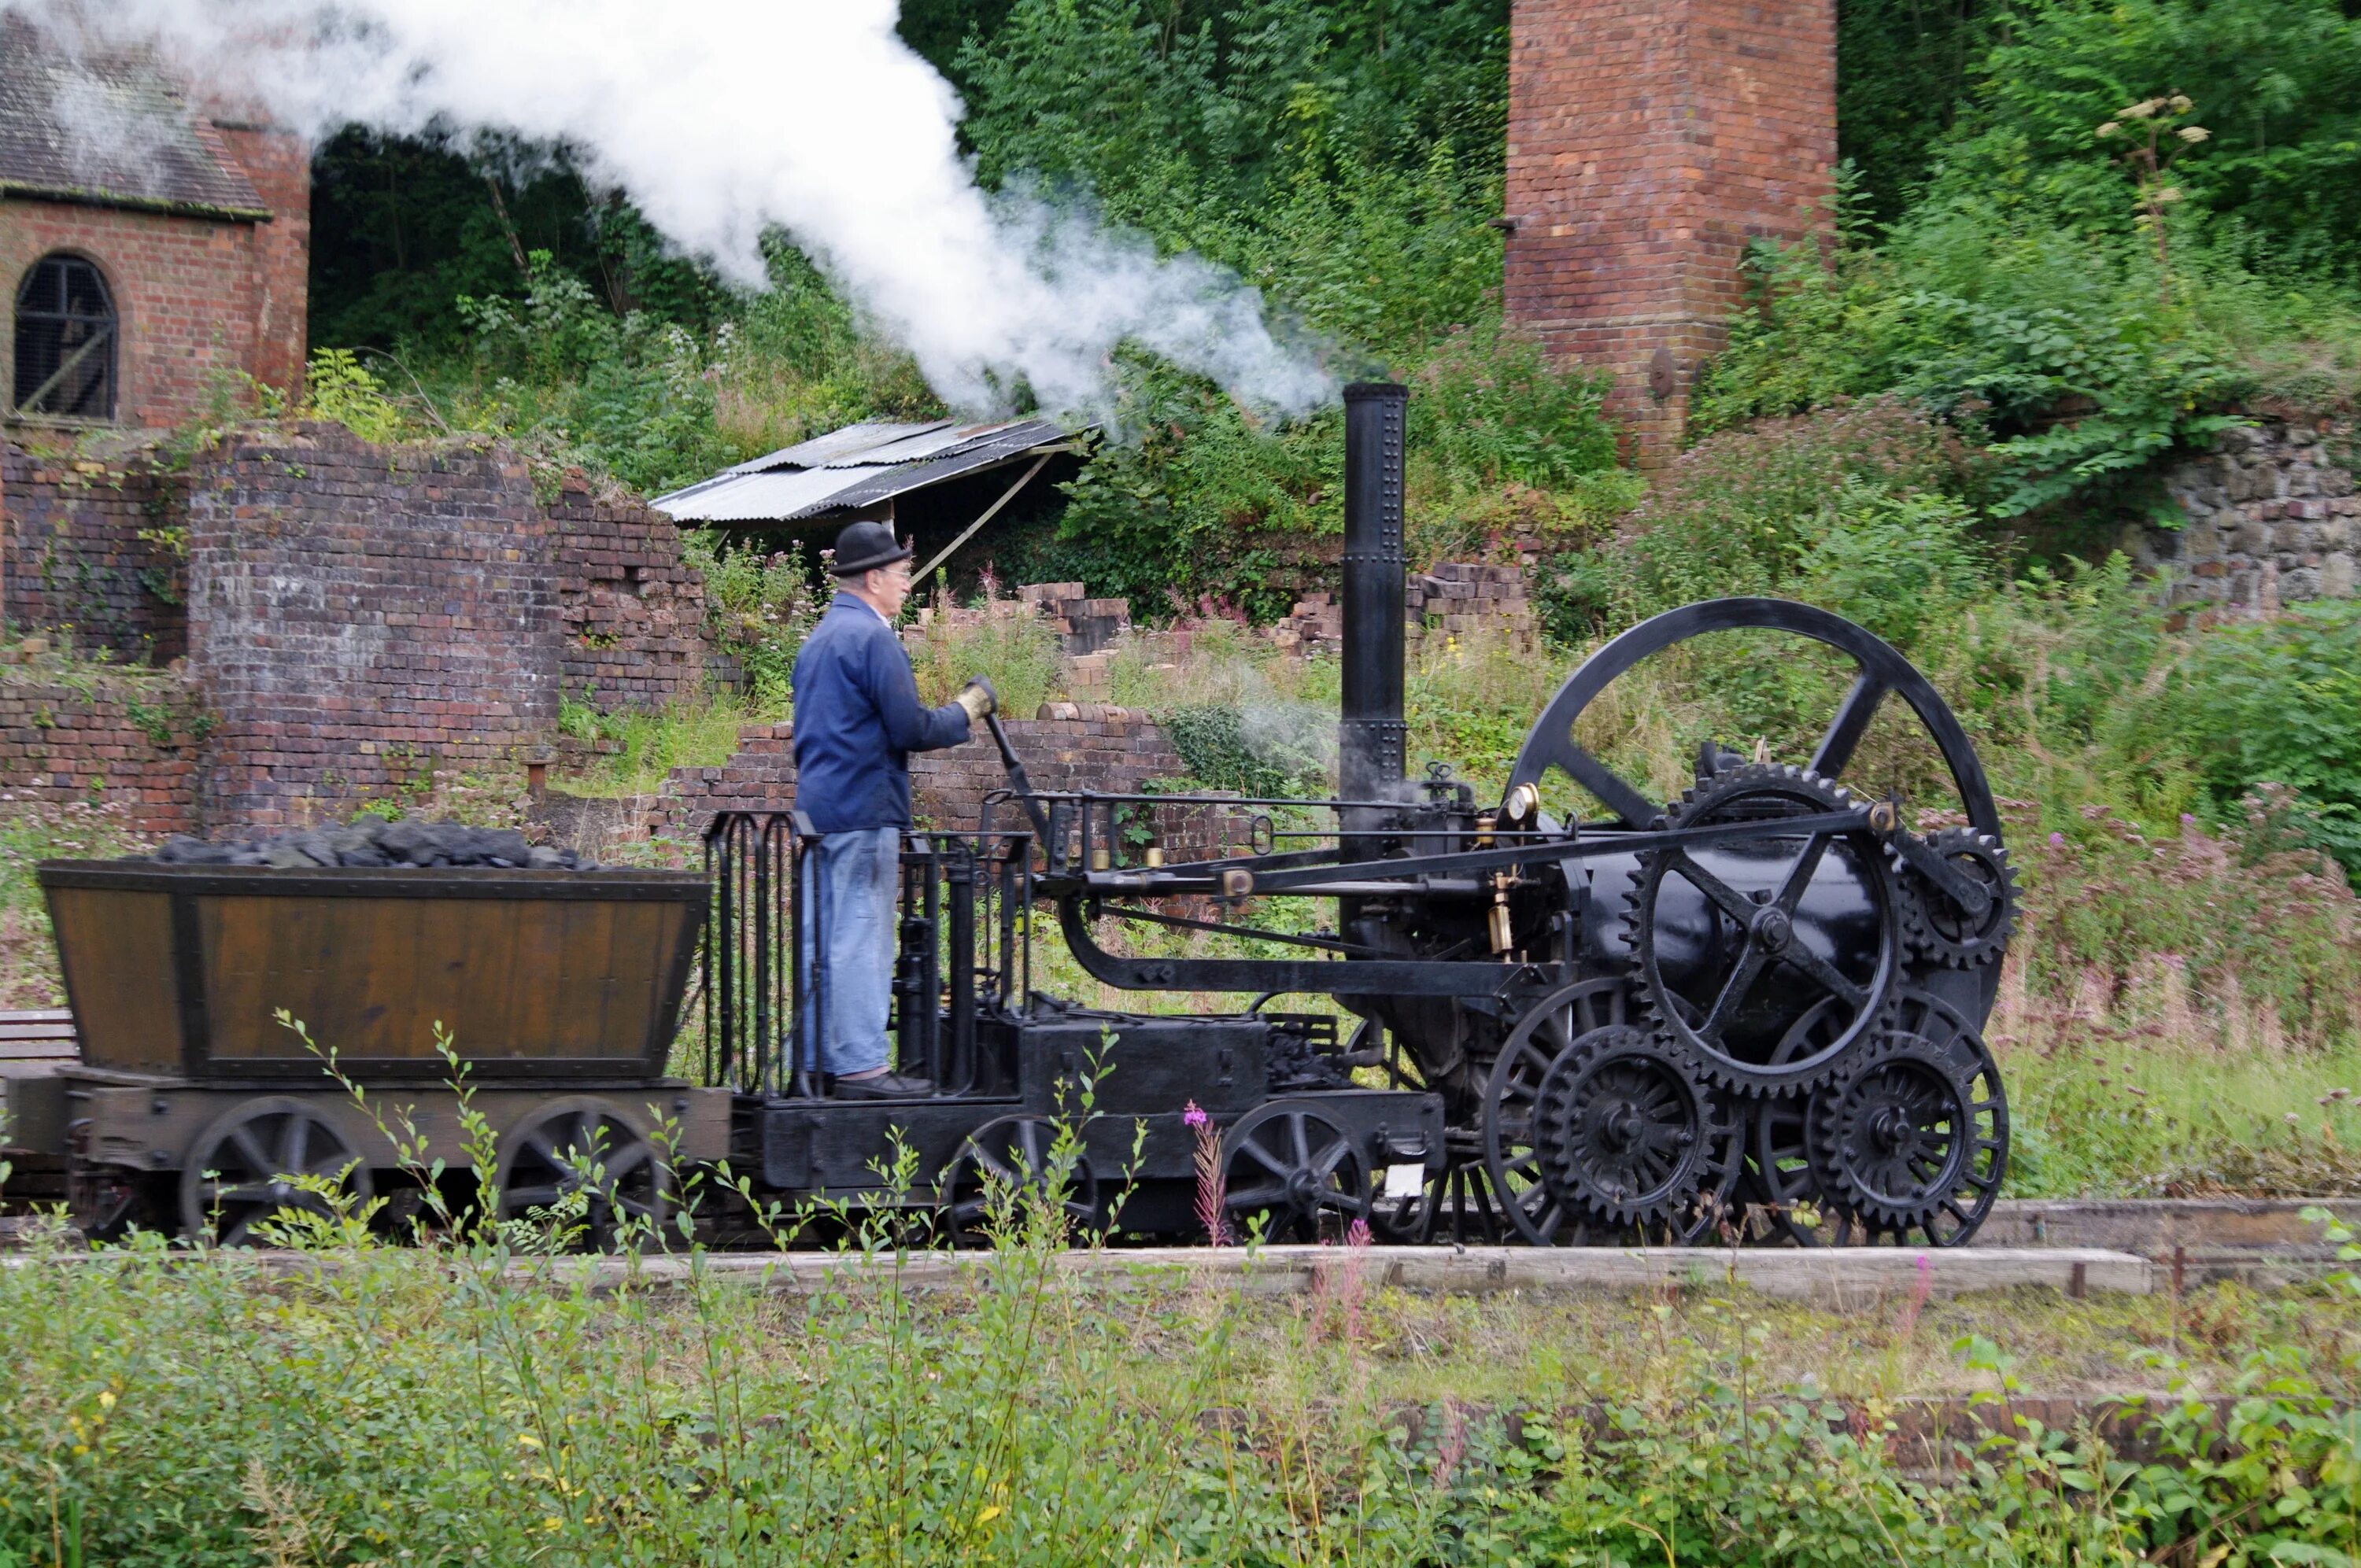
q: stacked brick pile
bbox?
[2154,419,2359,612]
[1406,563,1539,651]
[549,479,712,710]
[0,442,189,662]
[1017,582,1132,654]
[0,655,199,836]
[1265,562,1538,658]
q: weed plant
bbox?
[8,1105,2361,1564]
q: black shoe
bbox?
[833,1071,935,1101]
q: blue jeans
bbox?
[796,826,902,1077]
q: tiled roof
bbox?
[0,14,268,220]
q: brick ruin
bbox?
[1505,0,1837,463]
[0,422,712,832]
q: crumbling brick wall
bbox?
[1272,562,1538,656]
[0,441,187,662]
[0,662,200,836]
[184,424,562,826]
[551,480,712,710]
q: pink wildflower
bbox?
[1182,1101,1208,1130]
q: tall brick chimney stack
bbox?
[1505,0,1836,464]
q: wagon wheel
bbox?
[1480,978,1626,1246]
[495,1098,676,1250]
[939,1113,1100,1244]
[179,1097,375,1246]
[1221,1099,1372,1244]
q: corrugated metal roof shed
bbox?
[0,15,270,220]
[654,417,1086,526]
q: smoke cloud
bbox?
[11,0,1336,419]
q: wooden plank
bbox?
[47,887,179,1072]
[0,1041,77,1060]
[541,1245,2156,1301]
[0,1024,79,1041]
[0,1010,76,1024]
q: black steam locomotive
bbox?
[22,384,2014,1250]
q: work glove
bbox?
[954,676,997,722]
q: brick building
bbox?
[1504,0,1836,463]
[0,14,309,435]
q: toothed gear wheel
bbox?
[1804,990,2008,1245]
[1622,762,1903,1098]
[1531,1027,1738,1235]
[1896,828,2018,968]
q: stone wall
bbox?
[0,659,201,836]
[2153,419,2358,611]
[0,442,187,662]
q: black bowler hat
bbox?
[829,519,913,577]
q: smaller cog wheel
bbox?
[1532,1027,1738,1236]
[1805,991,2008,1245]
[1897,828,2018,968]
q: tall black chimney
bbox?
[1339,382,1408,807]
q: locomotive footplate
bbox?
[758,1010,1444,1205]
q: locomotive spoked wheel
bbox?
[1481,978,1630,1246]
[1897,828,2019,968]
[1221,1099,1373,1244]
[1798,991,2009,1246]
[1531,1026,1740,1238]
[939,1113,1101,1243]
[495,1098,676,1249]
[179,1097,375,1246]
[1624,763,1902,1098]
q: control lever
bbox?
[982,708,1053,845]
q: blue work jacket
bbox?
[790,596,970,833]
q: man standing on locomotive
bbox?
[792,520,995,1098]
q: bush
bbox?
[685,534,820,706]
[906,592,1067,722]
[2171,600,2361,872]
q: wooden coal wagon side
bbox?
[19,861,719,1242]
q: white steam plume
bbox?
[12,0,1335,419]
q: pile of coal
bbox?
[133,818,593,871]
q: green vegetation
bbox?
[7,1151,2361,1566]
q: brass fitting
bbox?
[1144,844,1165,869]
[1488,870,1514,956]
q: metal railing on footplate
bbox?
[701,810,1036,1101]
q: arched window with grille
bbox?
[12,254,118,422]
